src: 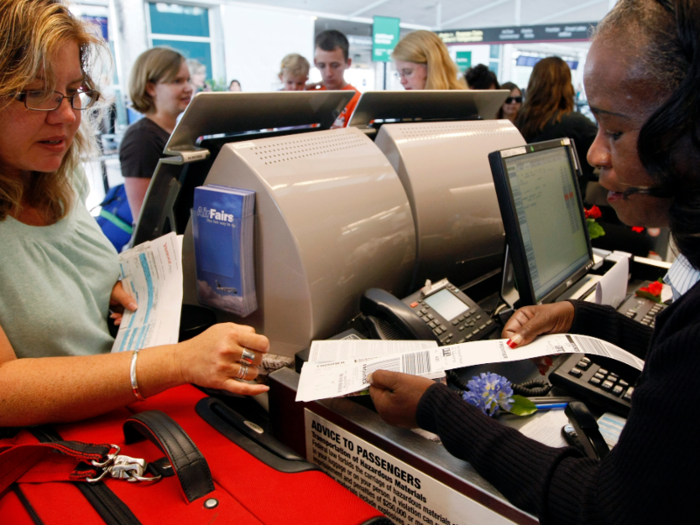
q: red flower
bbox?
[585,206,602,219]
[631,226,645,233]
[647,281,663,296]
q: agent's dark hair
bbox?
[465,64,499,90]
[596,0,700,268]
[315,30,349,61]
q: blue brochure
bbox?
[193,185,257,317]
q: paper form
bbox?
[111,233,183,353]
[296,334,644,402]
[519,409,570,448]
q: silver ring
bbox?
[237,365,248,379]
[240,349,255,366]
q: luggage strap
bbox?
[0,440,115,493]
[1,410,214,503]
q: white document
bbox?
[308,339,444,382]
[111,233,183,353]
[308,340,437,363]
[519,409,570,448]
[594,253,629,308]
[296,334,644,402]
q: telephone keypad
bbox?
[550,354,637,417]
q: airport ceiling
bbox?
[249,0,616,29]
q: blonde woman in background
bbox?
[279,53,310,91]
[392,30,466,90]
[187,58,211,92]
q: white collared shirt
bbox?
[663,254,700,302]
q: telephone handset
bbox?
[360,278,498,346]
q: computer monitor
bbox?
[489,138,594,306]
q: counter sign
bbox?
[373,16,401,62]
[305,410,516,525]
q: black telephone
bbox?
[360,278,497,345]
[549,354,640,417]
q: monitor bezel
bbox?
[489,138,594,306]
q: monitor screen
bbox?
[489,140,593,305]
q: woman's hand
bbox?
[502,302,576,348]
[175,323,270,396]
[109,281,138,326]
[368,370,435,428]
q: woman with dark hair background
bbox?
[498,81,521,122]
[368,0,700,523]
[516,56,598,181]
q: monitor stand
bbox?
[500,244,603,308]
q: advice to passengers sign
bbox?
[305,410,517,525]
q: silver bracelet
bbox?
[130,349,146,401]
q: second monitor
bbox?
[489,138,594,306]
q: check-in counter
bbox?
[269,367,537,525]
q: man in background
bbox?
[311,30,361,128]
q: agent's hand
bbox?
[109,281,138,326]
[176,323,270,396]
[368,370,435,428]
[502,302,575,349]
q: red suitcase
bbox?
[0,385,390,525]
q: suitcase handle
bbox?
[123,410,215,503]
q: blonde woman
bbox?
[0,0,269,428]
[120,48,193,219]
[279,53,310,91]
[392,30,466,90]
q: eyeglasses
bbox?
[394,69,418,79]
[505,96,522,104]
[14,87,100,111]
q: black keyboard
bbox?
[617,295,668,328]
[549,355,638,417]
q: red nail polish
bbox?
[506,339,518,349]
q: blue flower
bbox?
[461,372,514,417]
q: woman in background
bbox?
[499,81,522,122]
[392,30,466,90]
[0,0,268,428]
[228,79,242,91]
[279,53,310,91]
[187,58,211,93]
[119,47,192,219]
[516,56,598,180]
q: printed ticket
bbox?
[296,334,644,402]
[111,233,183,353]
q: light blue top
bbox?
[664,254,700,302]
[0,171,120,358]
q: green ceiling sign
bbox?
[372,16,401,62]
